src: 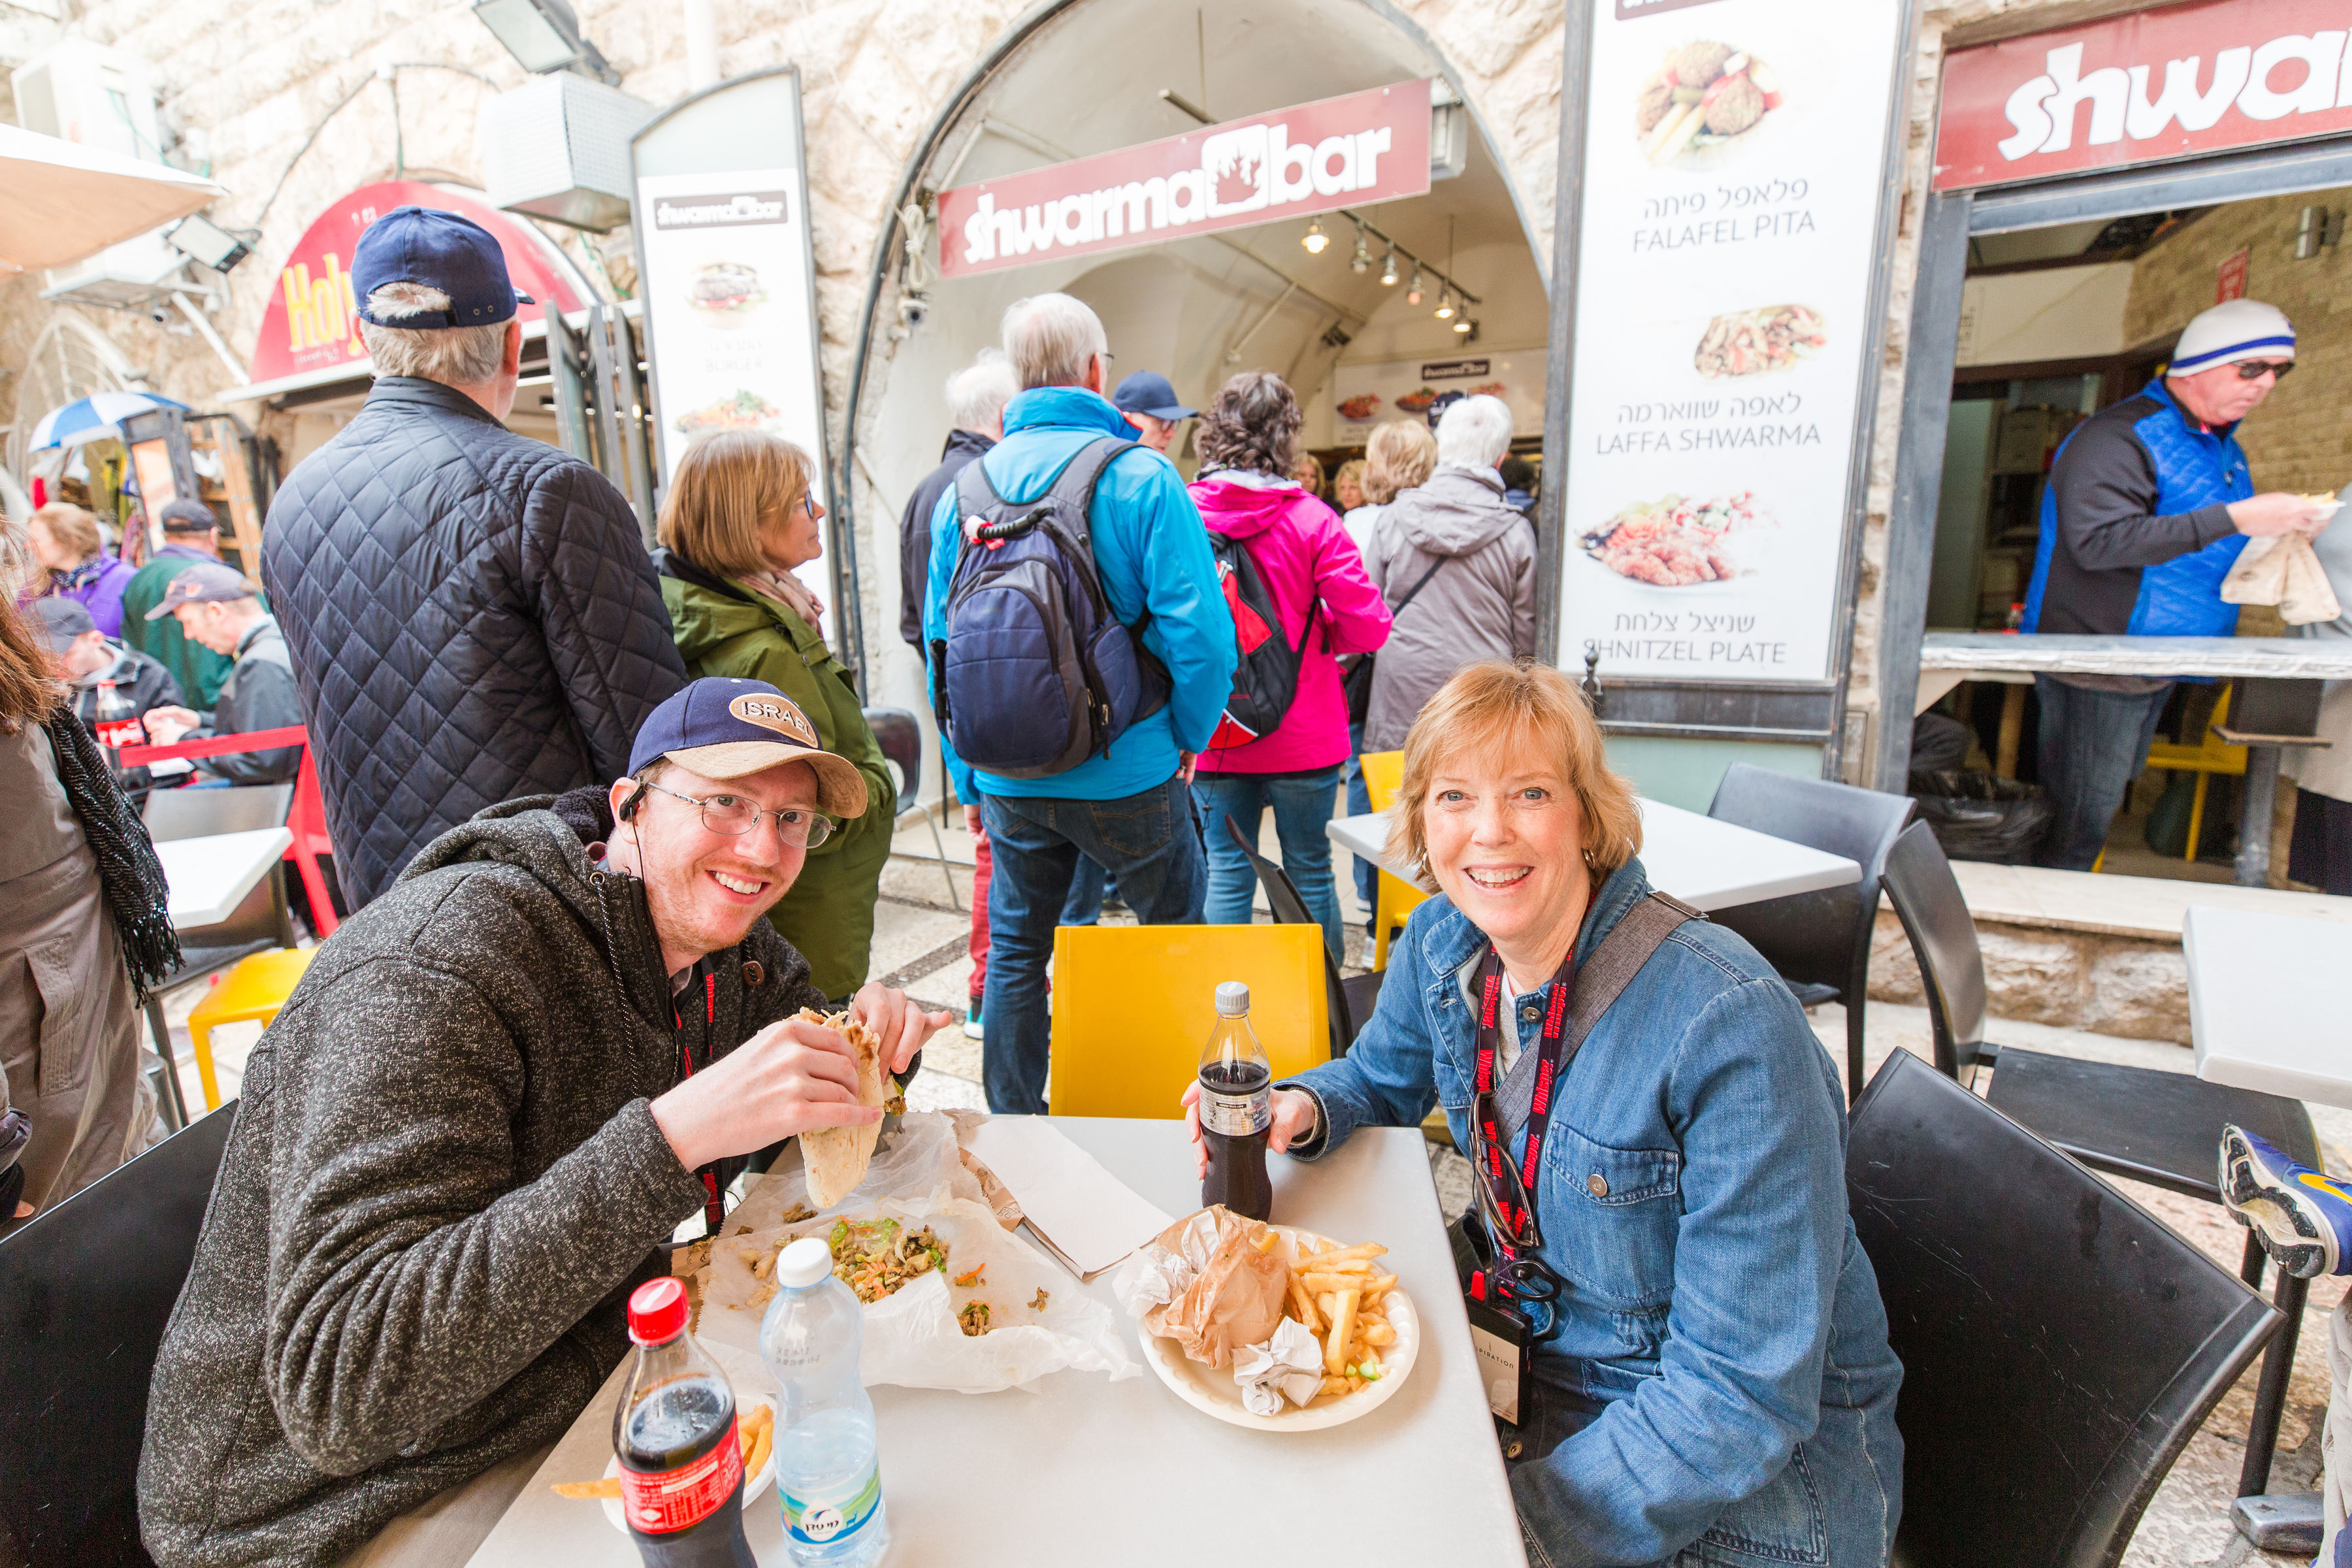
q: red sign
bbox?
[939,81,1430,280]
[2217,245,2251,299]
[250,182,589,384]
[1935,0,2352,190]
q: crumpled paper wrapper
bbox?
[2225,532,2343,625]
[1233,1317,1324,1415]
[1111,1205,1286,1371]
[691,1112,1135,1394]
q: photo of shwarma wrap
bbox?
[1634,42,1784,165]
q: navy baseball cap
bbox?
[1111,370,1196,423]
[29,596,96,651]
[146,561,258,619]
[351,206,534,328]
[629,678,868,819]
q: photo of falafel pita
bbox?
[1634,41,1784,165]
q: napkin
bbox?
[2223,532,2343,625]
[1234,1317,1325,1415]
[962,1118,1173,1280]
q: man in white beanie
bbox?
[2019,297,2331,870]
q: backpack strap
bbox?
[953,449,1004,526]
[1039,436,1137,548]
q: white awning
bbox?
[0,123,222,273]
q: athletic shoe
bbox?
[963,1005,984,1041]
[2219,1124,2352,1279]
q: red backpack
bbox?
[1206,532,1318,750]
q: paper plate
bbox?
[597,1401,776,1535]
[1136,1227,1420,1433]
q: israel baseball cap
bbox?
[1111,370,1196,423]
[27,596,96,651]
[145,561,257,619]
[2171,299,2295,373]
[351,206,534,328]
[629,678,868,819]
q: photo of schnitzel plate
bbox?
[1580,492,1771,586]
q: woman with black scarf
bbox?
[0,516,179,1223]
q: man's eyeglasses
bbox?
[2234,359,2295,382]
[640,781,835,847]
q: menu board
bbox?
[1556,0,1905,683]
[1329,353,1544,444]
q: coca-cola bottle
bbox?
[93,679,139,777]
[1198,980,1275,1221]
[613,1277,755,1568]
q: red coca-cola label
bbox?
[619,1417,742,1534]
[96,718,140,749]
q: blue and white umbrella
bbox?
[29,391,190,451]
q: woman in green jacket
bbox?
[654,431,895,1001]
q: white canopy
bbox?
[0,122,223,273]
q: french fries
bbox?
[1272,1232,1398,1404]
[1323,1287,1362,1375]
[553,1403,776,1501]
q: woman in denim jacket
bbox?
[1192,660,1903,1567]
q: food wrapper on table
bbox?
[1111,1205,1286,1371]
[691,1112,1136,1394]
[1233,1317,1325,1414]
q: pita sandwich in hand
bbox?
[800,1008,887,1209]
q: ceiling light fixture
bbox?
[1452,314,1474,335]
[1302,217,1328,254]
[1405,266,1424,305]
[471,0,619,83]
[1434,287,1455,321]
[1350,223,1371,273]
[1380,247,1398,286]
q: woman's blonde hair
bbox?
[657,430,815,579]
[1362,420,1437,505]
[1388,659,1642,887]
[29,502,100,563]
[1333,458,1366,503]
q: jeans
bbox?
[1196,768,1344,964]
[1344,721,1374,924]
[980,774,1207,1114]
[2031,675,2173,871]
[1062,855,1106,924]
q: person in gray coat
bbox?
[138,679,950,1568]
[1362,395,1538,752]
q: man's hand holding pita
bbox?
[652,1015,878,1171]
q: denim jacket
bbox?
[1285,861,1903,1567]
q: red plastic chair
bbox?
[118,724,340,937]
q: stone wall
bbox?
[1869,907,2193,1043]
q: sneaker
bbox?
[963,1006,984,1041]
[2219,1124,2352,1279]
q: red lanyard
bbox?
[672,968,723,1233]
[1471,946,1574,1264]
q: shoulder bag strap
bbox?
[1561,892,1704,1054]
[1387,555,1448,619]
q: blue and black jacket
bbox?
[2021,380,2251,638]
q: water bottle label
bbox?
[1200,1084,1269,1137]
[783,1460,882,1546]
[619,1416,742,1533]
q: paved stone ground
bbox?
[174,826,2343,1566]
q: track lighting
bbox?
[1301,218,1328,254]
[1434,287,1455,321]
[1380,248,1398,286]
[1405,266,1424,305]
[1350,223,1370,273]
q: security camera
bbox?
[898,293,929,330]
[148,306,172,325]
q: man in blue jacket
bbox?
[926,293,1235,1113]
[2022,299,2330,870]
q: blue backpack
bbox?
[932,437,1169,779]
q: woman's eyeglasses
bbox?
[641,781,835,848]
[2234,359,2295,382]
[1469,1093,1543,1253]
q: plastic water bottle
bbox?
[760,1237,889,1565]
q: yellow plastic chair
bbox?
[2140,685,2247,864]
[1047,924,1327,1118]
[186,947,318,1109]
[1357,749,1428,971]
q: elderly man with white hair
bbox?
[923,292,1235,1115]
[900,349,1019,650]
[1360,392,1537,754]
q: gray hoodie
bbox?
[138,791,825,1568]
[1361,463,1539,750]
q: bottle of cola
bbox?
[93,679,138,779]
[613,1277,755,1568]
[1198,980,1274,1221]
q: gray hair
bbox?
[357,282,510,385]
[945,349,1019,433]
[1001,293,1106,391]
[1436,394,1514,470]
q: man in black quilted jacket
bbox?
[262,206,687,907]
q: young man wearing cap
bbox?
[1111,368,1198,455]
[119,498,237,710]
[139,676,949,1568]
[29,595,184,739]
[2022,299,2334,870]
[261,204,688,909]
[138,561,305,787]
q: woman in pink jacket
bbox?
[1190,372,1392,962]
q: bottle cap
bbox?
[777,1235,832,1288]
[627,1277,689,1344]
[1216,981,1249,1016]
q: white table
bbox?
[2185,905,2352,1110]
[156,827,291,928]
[1326,797,1859,913]
[461,1120,1524,1568]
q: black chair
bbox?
[1878,819,2320,1499]
[140,785,297,1132]
[1705,762,1914,1102]
[1848,1051,2280,1568]
[0,1103,236,1567]
[1224,817,1375,1059]
[862,706,960,909]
